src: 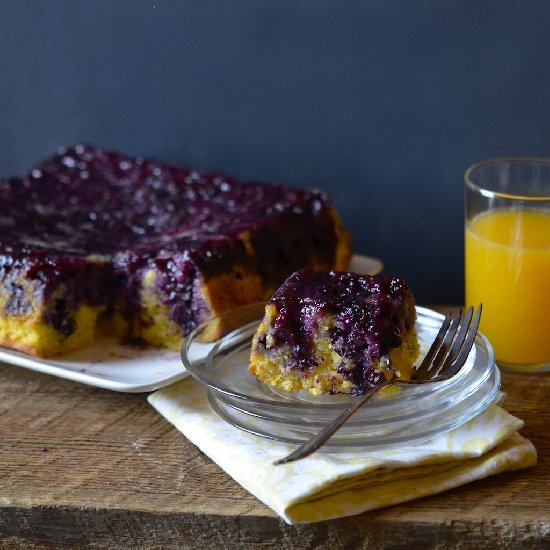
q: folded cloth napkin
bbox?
[148,378,537,524]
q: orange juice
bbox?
[465,208,550,365]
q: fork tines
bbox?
[416,305,482,380]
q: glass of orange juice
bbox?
[465,158,550,372]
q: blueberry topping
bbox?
[262,269,415,394]
[1,145,341,337]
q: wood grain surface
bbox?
[0,314,549,549]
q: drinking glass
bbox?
[465,158,550,373]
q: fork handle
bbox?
[273,380,393,465]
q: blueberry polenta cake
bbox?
[0,145,350,357]
[248,270,419,395]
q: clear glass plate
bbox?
[182,304,500,450]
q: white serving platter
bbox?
[0,254,382,392]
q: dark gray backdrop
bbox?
[2,1,550,303]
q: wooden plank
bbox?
[0,338,549,547]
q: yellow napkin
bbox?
[148,378,536,524]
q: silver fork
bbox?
[274,305,482,465]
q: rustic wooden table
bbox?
[0,311,549,549]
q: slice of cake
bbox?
[0,145,350,357]
[248,269,419,395]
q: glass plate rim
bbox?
[206,365,501,449]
